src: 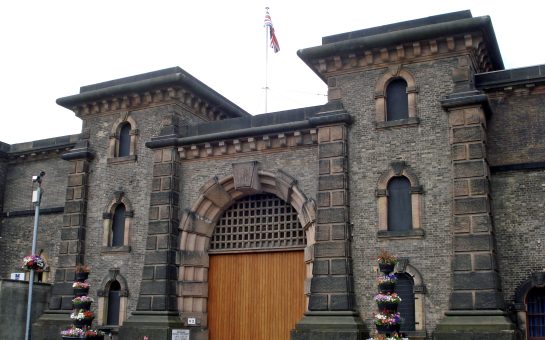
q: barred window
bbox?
[210,194,305,252]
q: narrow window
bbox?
[397,273,416,332]
[118,123,131,157]
[527,287,545,339]
[386,78,408,121]
[107,280,121,326]
[111,204,126,247]
[387,177,412,231]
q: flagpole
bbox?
[264,7,269,113]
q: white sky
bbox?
[1,1,542,144]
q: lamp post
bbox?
[24,171,45,340]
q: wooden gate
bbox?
[208,251,306,340]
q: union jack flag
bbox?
[264,10,280,53]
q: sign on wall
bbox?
[10,273,25,281]
[172,329,190,340]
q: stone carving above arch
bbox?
[377,161,422,192]
[109,112,138,137]
[97,268,129,297]
[180,168,317,247]
[375,65,418,96]
[103,189,135,218]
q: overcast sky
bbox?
[1,1,542,144]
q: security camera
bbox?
[32,171,46,183]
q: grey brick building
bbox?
[1,10,544,340]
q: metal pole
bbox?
[25,172,44,340]
[265,7,270,113]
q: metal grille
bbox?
[210,194,305,252]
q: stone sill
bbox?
[107,155,137,164]
[101,245,131,254]
[377,229,425,239]
[375,117,420,129]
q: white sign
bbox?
[187,318,196,325]
[172,329,190,340]
[10,273,25,281]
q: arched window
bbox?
[102,192,133,252]
[527,287,545,339]
[117,123,131,157]
[97,269,129,328]
[387,177,412,231]
[386,78,409,121]
[108,115,138,162]
[374,68,418,127]
[397,273,416,332]
[111,204,126,247]
[107,280,121,326]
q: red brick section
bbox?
[446,105,504,310]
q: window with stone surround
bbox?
[102,191,133,252]
[97,269,129,331]
[108,113,138,163]
[376,161,424,238]
[375,66,419,128]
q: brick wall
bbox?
[0,156,69,281]
[341,58,457,332]
[487,89,545,166]
[491,170,545,305]
[82,104,206,315]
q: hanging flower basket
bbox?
[73,288,89,296]
[60,326,85,338]
[377,301,399,313]
[378,281,395,293]
[84,329,105,339]
[375,323,401,334]
[75,264,90,281]
[73,301,92,310]
[21,254,46,272]
[73,281,90,296]
[73,317,94,328]
[378,263,395,274]
[72,295,93,310]
[75,271,89,281]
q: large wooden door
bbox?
[208,251,306,340]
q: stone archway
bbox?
[177,161,316,333]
